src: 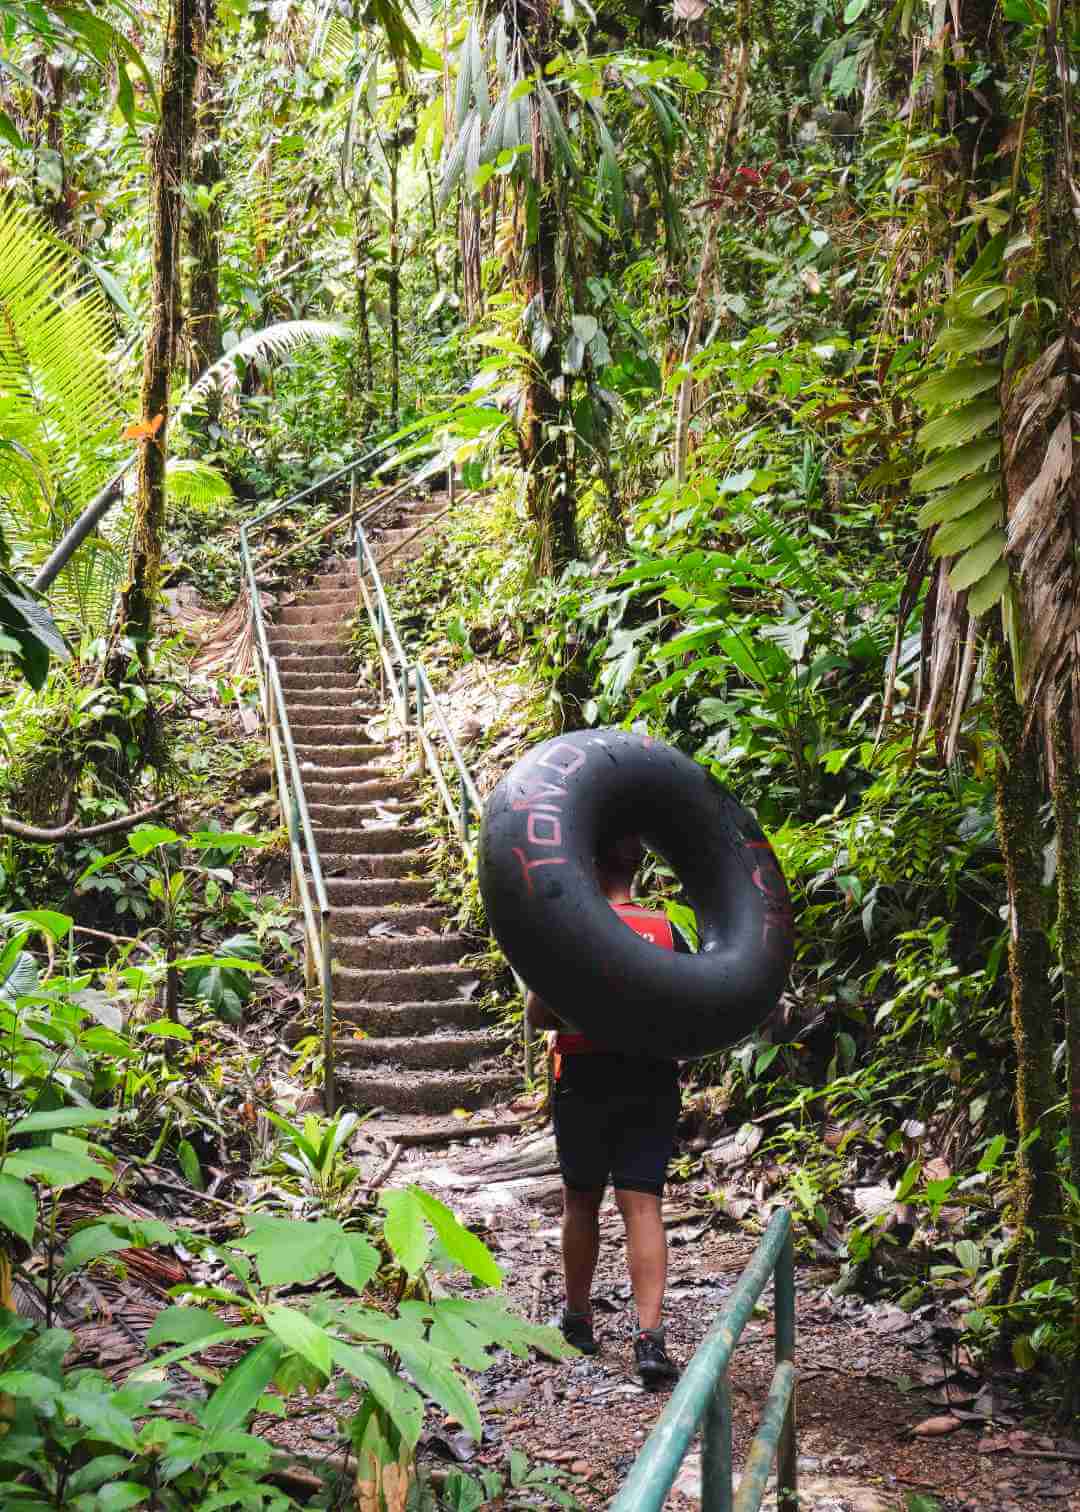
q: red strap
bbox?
[553,904,674,1068]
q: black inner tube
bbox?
[478,728,793,1060]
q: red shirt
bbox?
[553,902,677,1074]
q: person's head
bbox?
[595,831,644,899]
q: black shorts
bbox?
[552,1055,680,1197]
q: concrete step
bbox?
[331,933,465,969]
[287,704,380,724]
[331,963,479,1004]
[301,763,397,783]
[269,622,349,645]
[330,904,445,931]
[290,722,382,745]
[334,1032,502,1069]
[273,653,352,675]
[297,744,391,767]
[331,997,489,1034]
[335,1067,518,1115]
[285,692,375,713]
[323,876,432,905]
[287,588,356,608]
[278,602,349,625]
[304,778,413,804]
[270,637,350,660]
[319,850,426,880]
[312,824,424,855]
[280,670,360,691]
[304,777,408,802]
[309,800,415,826]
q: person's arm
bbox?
[525,989,561,1033]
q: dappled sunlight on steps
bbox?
[269,497,515,1125]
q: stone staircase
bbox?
[266,493,517,1125]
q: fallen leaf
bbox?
[121,413,164,440]
[912,1415,963,1437]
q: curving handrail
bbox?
[355,522,482,855]
[237,441,425,1112]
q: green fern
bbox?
[166,458,234,510]
[0,196,126,631]
[176,320,350,418]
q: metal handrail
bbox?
[236,439,420,1112]
[611,1208,796,1512]
[355,523,482,854]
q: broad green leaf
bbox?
[911,438,999,494]
[10,1106,117,1136]
[966,560,1010,615]
[916,472,998,529]
[57,1389,138,1451]
[177,1139,204,1191]
[5,1140,113,1190]
[379,1189,431,1277]
[0,1174,35,1243]
[331,1339,424,1448]
[932,318,1004,357]
[913,363,999,410]
[263,1305,331,1378]
[146,1306,231,1348]
[127,825,180,855]
[62,1224,132,1273]
[333,1232,381,1295]
[136,1325,269,1377]
[7,910,72,941]
[394,1338,482,1442]
[918,399,998,455]
[201,1337,283,1434]
[92,1484,148,1510]
[931,499,1001,557]
[948,531,1006,591]
[411,1188,502,1287]
[234,1215,345,1286]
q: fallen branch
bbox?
[0,798,172,844]
[72,925,158,956]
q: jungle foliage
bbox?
[1,0,1080,1485]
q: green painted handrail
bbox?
[354,523,481,849]
[611,1208,796,1512]
[236,441,418,1112]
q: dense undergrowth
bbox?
[1,0,1079,1488]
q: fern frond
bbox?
[166,458,233,509]
[176,320,350,417]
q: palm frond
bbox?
[176,320,350,418]
[166,458,234,510]
[0,195,126,631]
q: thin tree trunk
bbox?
[989,643,1060,1299]
[114,0,197,655]
[388,143,400,427]
[671,0,751,486]
[31,56,68,236]
[186,0,222,383]
[520,0,577,578]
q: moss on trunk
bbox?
[115,0,197,656]
[989,641,1060,1299]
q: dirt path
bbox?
[388,1127,1080,1512]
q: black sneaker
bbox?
[634,1328,678,1385]
[558,1309,599,1355]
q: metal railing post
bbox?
[459,775,471,842]
[702,1375,734,1511]
[321,911,335,1114]
[415,674,427,773]
[774,1224,797,1508]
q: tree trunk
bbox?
[388,141,401,428]
[31,56,68,237]
[114,0,197,655]
[671,0,751,486]
[988,642,1060,1299]
[519,0,577,579]
[185,0,223,384]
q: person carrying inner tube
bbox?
[525,832,687,1387]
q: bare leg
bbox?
[562,1186,604,1315]
[615,1188,667,1331]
